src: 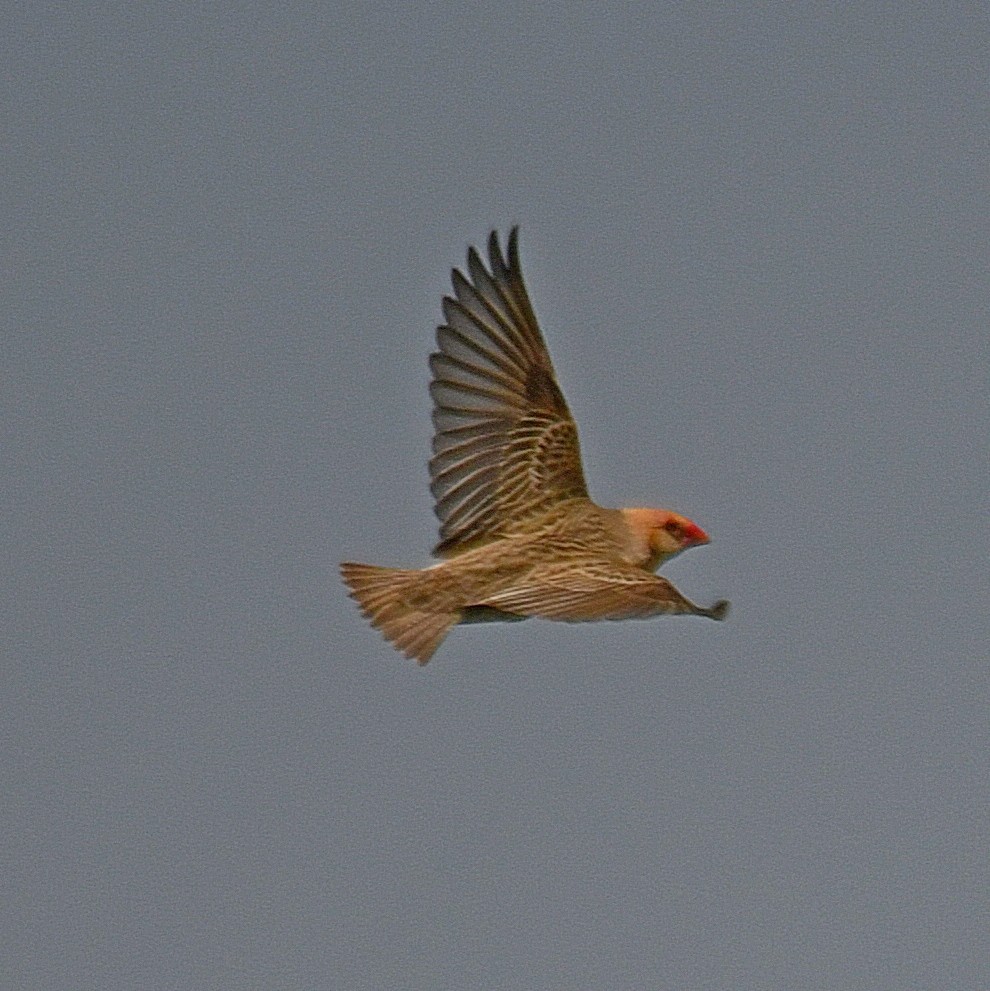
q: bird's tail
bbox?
[340,562,459,665]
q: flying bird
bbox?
[341,229,728,663]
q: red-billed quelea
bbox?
[341,229,729,664]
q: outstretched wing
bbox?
[429,228,589,557]
[478,561,730,622]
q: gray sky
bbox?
[5,4,988,989]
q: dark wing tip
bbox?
[708,599,730,621]
[487,229,509,282]
[483,227,522,273]
[456,250,476,289]
[506,226,522,276]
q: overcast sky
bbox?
[5,4,988,989]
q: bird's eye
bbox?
[663,520,683,537]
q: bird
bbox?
[341,228,729,664]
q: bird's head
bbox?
[620,507,711,571]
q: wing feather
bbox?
[480,563,730,622]
[429,228,589,556]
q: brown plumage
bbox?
[341,229,729,663]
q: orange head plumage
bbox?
[619,507,711,572]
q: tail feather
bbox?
[340,562,459,665]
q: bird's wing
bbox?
[429,228,589,557]
[479,561,729,622]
